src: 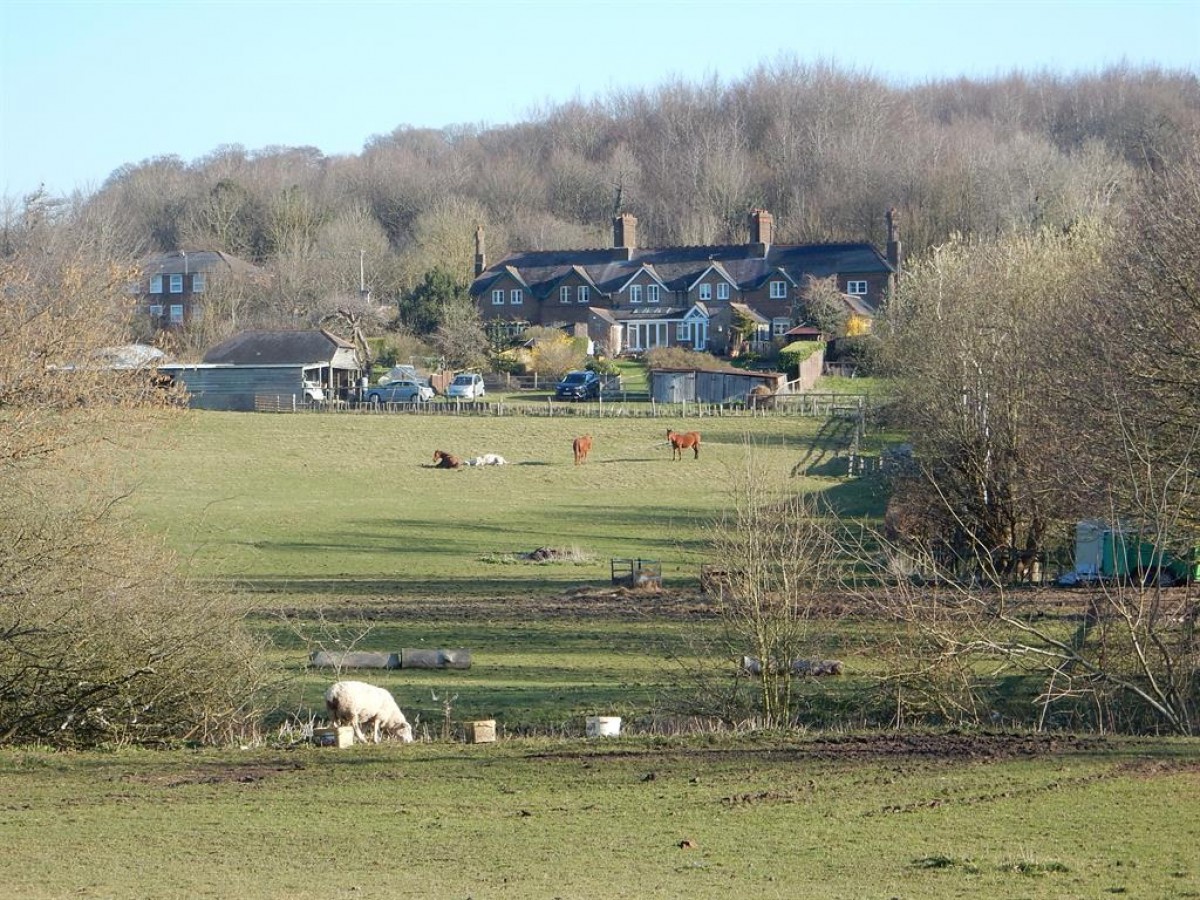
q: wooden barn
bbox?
[158,329,362,410]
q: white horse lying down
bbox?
[465,453,507,466]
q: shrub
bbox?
[0,493,273,748]
[643,347,727,370]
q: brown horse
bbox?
[432,449,463,469]
[573,435,593,465]
[666,429,701,460]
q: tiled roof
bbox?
[472,241,891,298]
[142,250,261,277]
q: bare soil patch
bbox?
[534,731,1106,763]
[120,760,305,788]
[285,585,717,622]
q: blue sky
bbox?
[2,0,1197,201]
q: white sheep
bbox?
[324,680,414,744]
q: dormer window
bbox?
[578,285,590,304]
[647,284,660,304]
[769,280,787,299]
[560,286,572,304]
[510,289,523,305]
[717,283,730,300]
[629,284,643,304]
[492,289,505,305]
[847,280,868,295]
[698,283,712,301]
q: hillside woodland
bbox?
[1,61,1199,743]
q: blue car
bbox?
[555,370,602,400]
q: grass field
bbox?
[9,407,1196,898]
[121,410,884,595]
[2,734,1197,899]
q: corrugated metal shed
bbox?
[650,368,786,404]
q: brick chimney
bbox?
[613,213,637,256]
[748,208,774,246]
[474,224,487,277]
[886,207,902,278]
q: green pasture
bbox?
[12,408,1199,898]
[120,410,887,596]
[101,409,891,731]
[2,735,1197,899]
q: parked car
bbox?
[445,372,486,400]
[555,370,602,401]
[364,379,433,404]
[302,380,326,402]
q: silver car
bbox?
[365,379,434,404]
[445,373,486,400]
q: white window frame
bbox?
[676,322,691,342]
[847,280,868,295]
[169,304,184,324]
[169,274,184,293]
[647,284,660,304]
[717,283,730,300]
[578,285,590,304]
[492,289,505,305]
[560,285,572,304]
[629,284,643,304]
[698,283,712,301]
[148,304,163,318]
[769,280,787,299]
[150,275,163,294]
[192,272,206,293]
[510,289,523,305]
[772,317,790,336]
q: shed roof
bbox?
[202,329,356,366]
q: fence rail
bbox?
[306,391,879,419]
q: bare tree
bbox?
[704,451,844,727]
[879,223,1112,576]
[0,245,272,748]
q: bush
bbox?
[0,486,272,748]
[830,335,882,374]
[778,341,826,373]
[586,356,620,376]
[643,347,727,370]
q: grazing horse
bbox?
[572,435,593,465]
[432,449,463,469]
[666,429,701,460]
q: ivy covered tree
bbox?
[398,267,470,336]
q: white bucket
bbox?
[586,716,622,738]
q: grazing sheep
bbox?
[324,680,414,744]
[466,453,508,466]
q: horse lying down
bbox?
[324,680,414,744]
[465,453,508,466]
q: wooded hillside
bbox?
[7,62,1197,319]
